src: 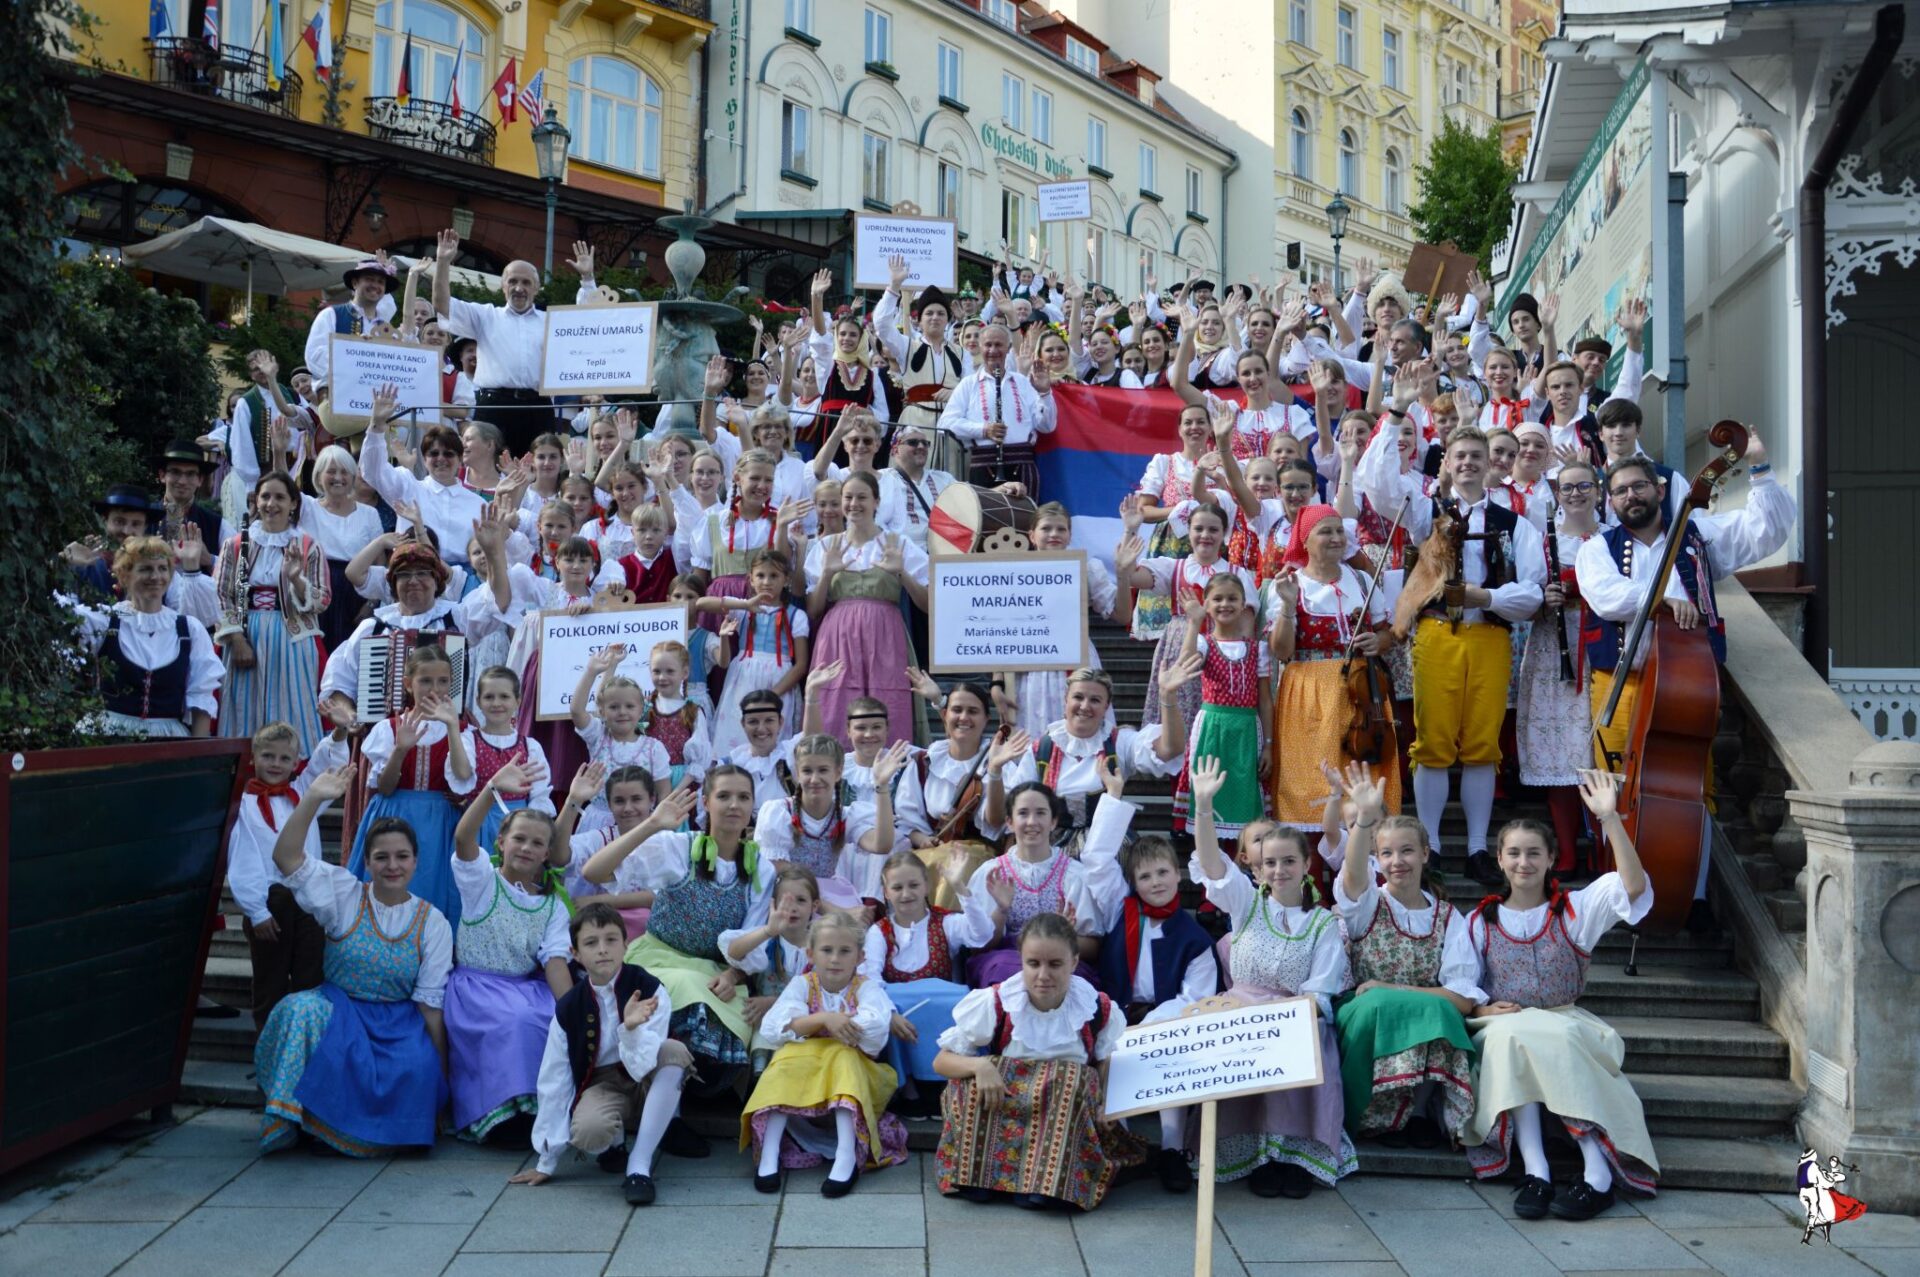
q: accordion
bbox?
[354,632,467,724]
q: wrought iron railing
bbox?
[146,37,303,120]
[642,0,711,18]
[361,96,498,166]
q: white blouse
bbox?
[607,831,776,933]
[1137,452,1199,501]
[670,490,727,570]
[1464,871,1654,963]
[457,728,554,814]
[752,797,884,897]
[761,974,895,1053]
[1141,555,1256,611]
[1000,722,1178,792]
[862,902,996,979]
[69,601,223,721]
[299,500,385,563]
[892,739,997,839]
[362,716,464,791]
[1188,854,1351,1018]
[726,738,798,810]
[842,746,922,807]
[804,531,930,591]
[359,429,488,566]
[450,852,572,965]
[938,975,1127,1061]
[1333,877,1487,1003]
[689,510,776,572]
[283,857,453,1007]
[963,794,1135,936]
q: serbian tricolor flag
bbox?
[490,56,518,123]
[301,5,332,80]
[394,30,414,104]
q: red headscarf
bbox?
[1279,503,1341,571]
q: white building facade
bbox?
[702,0,1235,294]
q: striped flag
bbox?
[394,30,413,105]
[490,56,518,123]
[446,45,463,115]
[516,67,544,122]
[202,0,218,50]
[301,6,332,81]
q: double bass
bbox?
[1592,420,1749,933]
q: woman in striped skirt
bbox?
[215,471,329,754]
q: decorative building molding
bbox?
[1831,667,1920,742]
[1824,155,1920,332]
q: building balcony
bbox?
[1286,175,1329,212]
[1444,98,1496,131]
[145,37,302,120]
[362,97,498,167]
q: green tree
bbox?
[62,258,223,465]
[1407,117,1522,270]
[0,0,145,749]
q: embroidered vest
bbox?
[557,963,662,1108]
[1582,521,1726,673]
[99,612,191,720]
[1349,893,1452,987]
[1097,906,1216,1007]
[1478,902,1589,1008]
[879,907,956,983]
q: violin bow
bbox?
[1346,496,1411,658]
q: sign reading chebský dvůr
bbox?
[852,214,959,291]
[539,301,659,396]
[926,552,1088,674]
[1104,998,1325,1120]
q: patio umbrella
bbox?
[120,216,365,315]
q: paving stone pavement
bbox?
[1,1109,1913,1276]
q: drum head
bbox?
[929,483,981,555]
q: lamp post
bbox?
[1325,192,1351,295]
[531,104,571,279]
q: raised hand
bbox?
[1157,650,1204,695]
[1189,755,1225,803]
[987,728,1032,770]
[877,532,906,577]
[805,659,845,698]
[491,757,550,794]
[872,740,912,787]
[1098,754,1124,799]
[393,706,427,752]
[887,253,910,290]
[1118,492,1144,536]
[1577,767,1621,820]
[1271,565,1300,610]
[1540,292,1561,328]
[984,865,1016,912]
[568,761,608,809]
[1616,297,1648,340]
[906,667,943,701]
[810,268,833,300]
[391,496,423,531]
[622,991,659,1030]
[1342,760,1385,822]
[307,761,357,803]
[370,383,400,432]
[650,782,700,832]
[704,354,730,396]
[587,643,627,676]
[173,521,208,574]
[1115,532,1146,570]
[436,229,461,264]
[567,240,595,277]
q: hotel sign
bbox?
[980,122,1075,179]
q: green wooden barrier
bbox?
[1,739,248,1174]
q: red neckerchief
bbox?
[244,761,307,831]
[1123,894,1183,979]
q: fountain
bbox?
[649,209,745,437]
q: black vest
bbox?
[556,962,663,1105]
[1420,499,1521,627]
[99,612,191,720]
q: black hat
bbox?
[158,440,218,474]
[1572,336,1613,359]
[93,484,160,518]
[446,335,477,362]
[289,365,313,381]
[343,257,397,293]
[1187,278,1218,295]
[1509,293,1540,324]
[911,285,952,318]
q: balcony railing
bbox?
[362,96,498,166]
[642,0,711,17]
[146,37,303,120]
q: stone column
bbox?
[1788,740,1920,1213]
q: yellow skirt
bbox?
[1271,660,1401,828]
[740,1037,901,1168]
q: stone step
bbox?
[1629,1072,1803,1139]
[1739,854,1785,894]
[1351,1132,1804,1192]
[200,955,256,1007]
[1579,965,1761,1023]
[189,1012,259,1064]
[179,1057,259,1108]
[1609,1015,1790,1079]
[1593,927,1734,969]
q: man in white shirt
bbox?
[433,232,601,454]
[1357,410,1545,884]
[304,255,399,392]
[938,321,1055,497]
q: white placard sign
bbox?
[926,551,1088,674]
[1037,179,1093,223]
[853,213,958,291]
[534,604,688,720]
[539,301,659,396]
[1104,997,1325,1120]
[329,335,442,426]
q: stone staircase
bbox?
[181,619,1809,1191]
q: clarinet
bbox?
[990,373,1008,484]
[1544,500,1575,683]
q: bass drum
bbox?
[928,483,1038,555]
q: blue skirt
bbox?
[258,984,445,1155]
[883,977,970,1084]
[350,789,463,927]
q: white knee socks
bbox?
[829,1108,860,1182]
[629,1065,684,1177]
[1574,1128,1614,1192]
[1514,1102,1550,1181]
[1413,767,1451,850]
[758,1114,788,1177]
[1461,765,1496,854]
[1159,1106,1187,1150]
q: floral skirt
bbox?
[1334,987,1476,1136]
[625,931,753,1067]
[935,1056,1147,1210]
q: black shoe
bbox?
[1512,1174,1555,1219]
[623,1173,656,1206]
[1405,1115,1444,1150]
[1014,1192,1051,1211]
[660,1117,711,1159]
[597,1143,628,1173]
[754,1170,784,1194]
[1153,1147,1193,1194]
[1549,1181,1616,1221]
[195,996,240,1019]
[957,1186,994,1203]
[1274,1164,1314,1199]
[1468,852,1504,887]
[1248,1161,1286,1198]
[1376,1127,1410,1148]
[821,1165,860,1198]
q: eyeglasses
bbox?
[392,569,437,583]
[1609,481,1657,499]
[423,448,460,459]
[1557,481,1597,495]
[899,439,929,448]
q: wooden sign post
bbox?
[1105,994,1326,1277]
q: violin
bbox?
[1342,498,1410,766]
[1593,420,1749,932]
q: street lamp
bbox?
[531,104,571,279]
[1325,192,1351,294]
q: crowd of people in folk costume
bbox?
[59,225,1797,1222]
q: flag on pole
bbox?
[148,0,171,38]
[490,56,518,123]
[516,68,545,123]
[202,0,219,50]
[395,30,414,105]
[446,45,463,115]
[264,0,283,90]
[301,6,332,81]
